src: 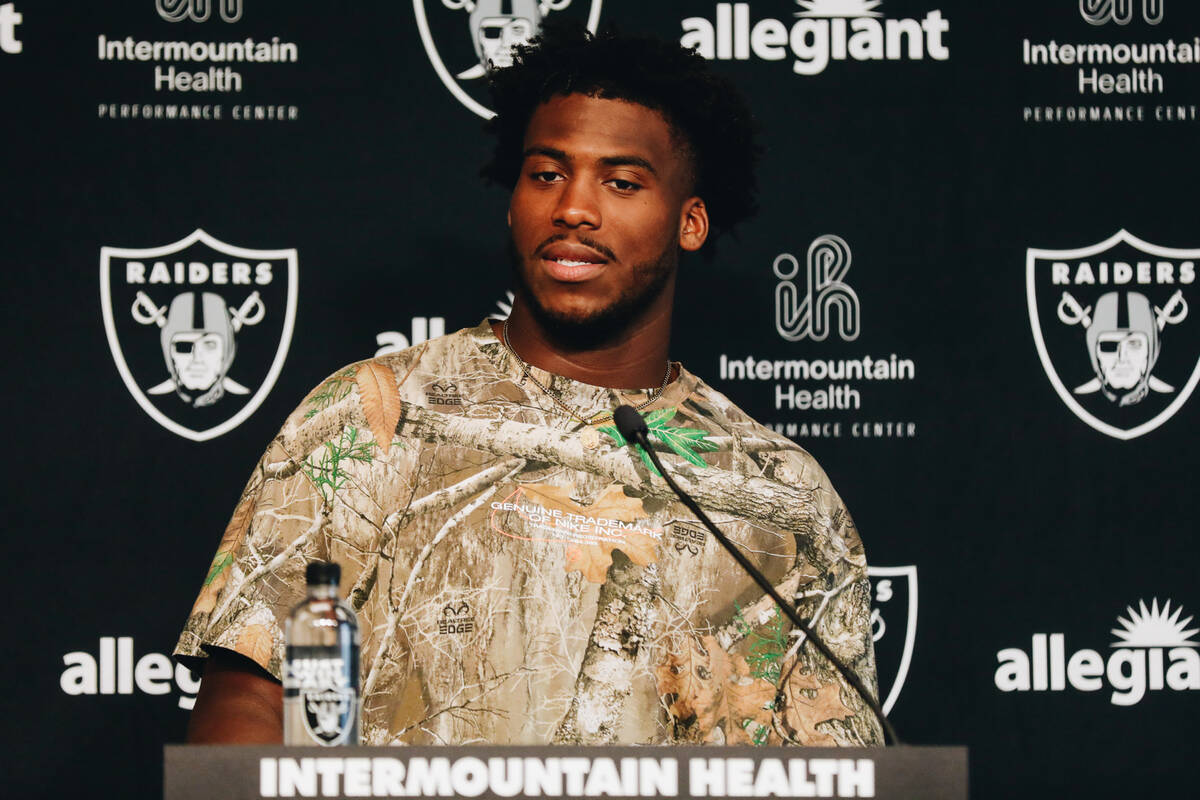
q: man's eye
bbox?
[608,179,640,192]
[530,171,561,183]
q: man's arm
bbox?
[186,647,283,743]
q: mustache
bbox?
[532,233,617,263]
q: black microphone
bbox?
[613,404,900,746]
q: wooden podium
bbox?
[164,745,967,799]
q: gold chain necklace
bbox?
[501,319,675,426]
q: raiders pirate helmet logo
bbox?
[132,290,264,407]
[1057,289,1187,406]
[414,0,603,118]
[1027,230,1198,439]
[101,229,298,441]
[301,686,356,745]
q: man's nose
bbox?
[552,178,601,229]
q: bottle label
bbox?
[284,647,357,746]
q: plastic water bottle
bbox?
[283,562,360,745]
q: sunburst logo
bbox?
[1111,599,1199,649]
[795,0,884,17]
[489,290,515,320]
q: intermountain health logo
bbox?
[774,234,860,342]
[156,0,243,23]
[1081,0,1164,26]
[1027,230,1198,439]
[100,229,297,441]
[415,0,604,119]
[96,2,301,122]
[681,0,949,76]
[1022,1,1198,123]
[995,599,1200,706]
[720,234,918,439]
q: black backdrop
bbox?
[5,1,1199,796]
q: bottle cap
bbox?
[306,561,341,586]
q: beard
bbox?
[507,235,676,349]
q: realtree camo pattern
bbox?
[175,321,882,746]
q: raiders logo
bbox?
[414,0,604,118]
[100,229,298,441]
[868,565,917,716]
[1027,230,1197,440]
[301,686,356,745]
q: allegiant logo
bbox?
[61,636,201,709]
[994,600,1200,706]
[681,1,949,76]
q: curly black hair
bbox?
[482,23,760,240]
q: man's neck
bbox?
[492,299,674,390]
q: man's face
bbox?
[1096,329,1150,390]
[170,331,225,390]
[507,93,707,339]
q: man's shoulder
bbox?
[279,320,498,437]
[685,368,837,489]
[685,368,790,443]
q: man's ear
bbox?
[679,197,709,252]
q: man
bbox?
[177,25,881,747]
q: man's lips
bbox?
[537,242,610,282]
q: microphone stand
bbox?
[613,405,900,746]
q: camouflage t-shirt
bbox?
[175,321,882,747]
